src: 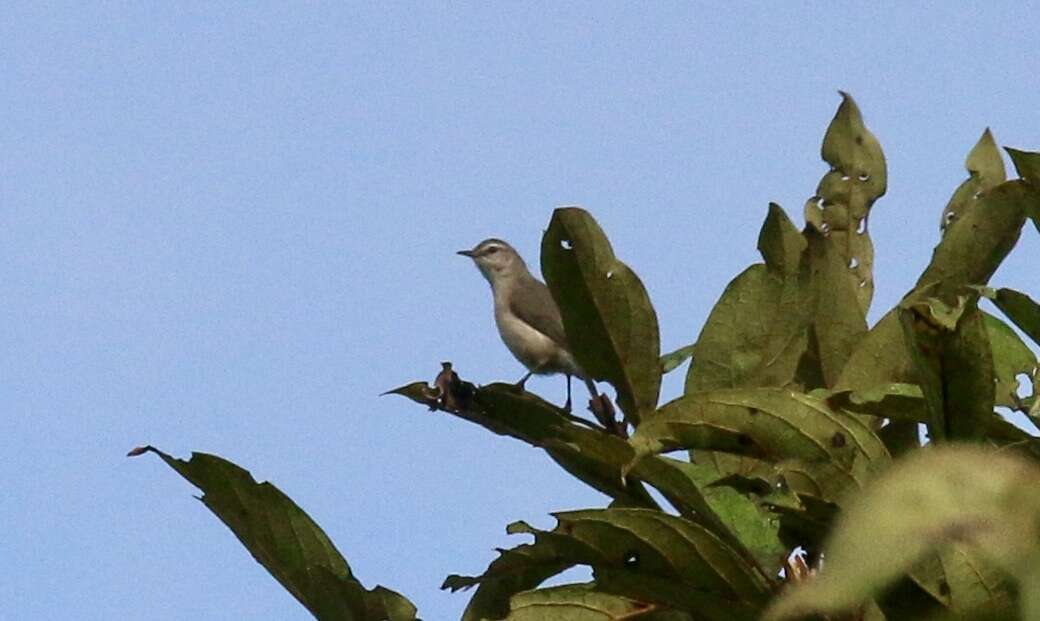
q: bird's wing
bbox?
[509,275,570,347]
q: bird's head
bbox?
[457,238,527,285]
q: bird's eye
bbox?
[486,246,499,254]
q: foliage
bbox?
[135,94,1040,620]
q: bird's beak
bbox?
[457,249,475,258]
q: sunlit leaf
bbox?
[542,207,661,424]
[1006,147,1040,233]
[133,447,417,621]
[983,311,1038,408]
[987,287,1040,347]
[941,129,1006,233]
[685,205,809,394]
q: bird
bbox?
[458,238,597,412]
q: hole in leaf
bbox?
[973,191,983,200]
[623,551,640,568]
[856,218,868,234]
[841,174,850,181]
[560,239,573,250]
[819,222,831,234]
[858,172,870,182]
[848,257,860,269]
[858,279,868,288]
[939,580,951,597]
[606,270,614,279]
[944,211,956,226]
[831,432,847,448]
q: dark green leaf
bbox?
[134,447,416,621]
[542,207,661,424]
[941,129,1006,233]
[989,287,1040,346]
[507,509,769,620]
[443,542,575,621]
[1006,147,1040,232]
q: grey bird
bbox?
[458,238,597,412]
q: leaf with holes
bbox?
[507,509,770,620]
[941,129,1006,233]
[762,446,1040,621]
[630,388,890,495]
[984,311,1038,409]
[133,447,417,621]
[914,180,1030,302]
[685,204,809,394]
[804,92,887,315]
[541,207,661,424]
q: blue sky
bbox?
[3,3,1038,619]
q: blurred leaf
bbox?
[502,585,688,621]
[685,205,809,394]
[762,446,1040,621]
[1006,147,1040,233]
[542,207,661,424]
[986,287,1040,347]
[660,344,696,375]
[984,311,1038,408]
[941,129,1006,233]
[134,447,417,621]
[804,92,886,314]
[506,509,769,620]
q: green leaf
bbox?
[988,287,1040,347]
[541,207,661,424]
[685,205,809,394]
[804,92,887,315]
[763,446,1040,621]
[1006,147,1040,233]
[803,228,869,387]
[984,311,1038,409]
[658,459,786,575]
[133,446,417,621]
[941,129,1006,233]
[443,542,575,621]
[508,509,769,619]
[914,180,1031,301]
[631,388,890,495]
[660,344,695,375]
[502,585,688,621]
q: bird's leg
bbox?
[563,374,573,413]
[513,371,533,393]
